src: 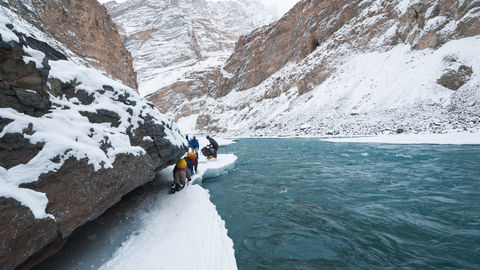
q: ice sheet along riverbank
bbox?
[35,148,239,270]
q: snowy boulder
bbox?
[0,17,186,270]
[437,64,473,90]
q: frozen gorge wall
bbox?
[0,4,186,269]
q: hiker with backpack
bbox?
[201,144,215,160]
[185,152,198,175]
[170,157,192,193]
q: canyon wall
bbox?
[7,0,138,89]
[0,4,185,269]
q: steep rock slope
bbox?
[216,0,480,96]
[104,0,277,112]
[0,4,185,269]
[150,0,480,135]
[6,0,138,89]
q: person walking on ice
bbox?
[187,136,199,154]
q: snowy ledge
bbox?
[99,153,239,270]
[320,132,480,145]
[98,185,238,270]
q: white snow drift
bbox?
[99,186,237,270]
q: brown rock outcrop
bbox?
[0,197,58,270]
[437,65,473,90]
[0,22,185,270]
[7,0,138,89]
[147,70,218,114]
[214,0,480,97]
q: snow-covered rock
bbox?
[0,5,186,270]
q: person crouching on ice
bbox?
[185,152,198,175]
[206,135,219,158]
[171,158,191,193]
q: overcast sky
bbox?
[97,0,300,16]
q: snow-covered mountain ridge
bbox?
[105,0,277,101]
[113,0,480,136]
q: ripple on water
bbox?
[204,139,480,270]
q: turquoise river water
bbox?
[35,138,480,270]
[204,138,480,270]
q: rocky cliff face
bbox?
[6,0,138,89]
[104,0,277,109]
[143,0,480,136]
[215,0,480,97]
[0,5,185,269]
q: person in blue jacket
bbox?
[189,136,199,154]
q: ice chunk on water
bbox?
[194,154,238,184]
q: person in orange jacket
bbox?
[185,152,198,175]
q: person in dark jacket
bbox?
[206,135,218,158]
